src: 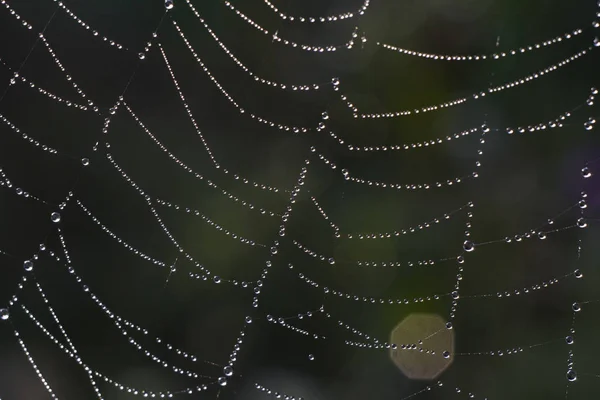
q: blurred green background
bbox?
[0,0,599,399]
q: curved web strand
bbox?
[297,270,449,305]
[217,0,361,53]
[76,199,169,269]
[0,0,35,30]
[150,41,288,191]
[462,271,579,299]
[0,113,62,156]
[0,167,54,206]
[343,47,593,119]
[265,313,327,340]
[105,150,272,250]
[104,151,265,284]
[155,198,268,248]
[310,193,470,240]
[475,198,586,246]
[1,1,98,111]
[377,27,584,61]
[49,237,222,374]
[176,11,327,91]
[20,306,213,397]
[50,0,128,50]
[13,328,61,399]
[8,72,89,110]
[329,85,591,151]
[262,0,370,23]
[161,32,314,133]
[311,126,487,190]
[292,239,444,269]
[121,107,284,215]
[455,337,565,357]
[332,126,480,153]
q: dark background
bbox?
[0,0,599,399]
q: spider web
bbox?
[0,0,599,399]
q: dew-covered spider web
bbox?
[0,0,599,399]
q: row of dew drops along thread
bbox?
[262,0,369,23]
[118,106,284,216]
[292,238,439,269]
[0,113,96,166]
[321,112,489,190]
[312,144,481,191]
[178,5,330,91]
[51,0,127,50]
[8,227,235,397]
[333,87,589,152]
[220,0,364,53]
[565,110,598,387]
[152,37,289,191]
[292,240,438,268]
[213,161,313,389]
[105,149,274,254]
[352,6,600,117]
[338,45,593,119]
[156,38,314,133]
[52,233,222,376]
[377,27,586,61]
[105,149,269,286]
[1,1,98,112]
[295,239,582,306]
[8,68,89,111]
[20,306,211,398]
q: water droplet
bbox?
[463,240,475,252]
[24,260,33,272]
[446,322,453,329]
[308,354,315,361]
[0,308,9,321]
[321,112,329,120]
[451,291,459,300]
[442,351,450,359]
[579,200,587,209]
[165,0,174,10]
[456,255,464,264]
[51,212,61,223]
[573,302,581,312]
[574,269,583,279]
[82,158,90,166]
[138,52,146,60]
[566,369,577,382]
[218,377,227,386]
[594,37,600,47]
[328,257,335,265]
[213,276,221,284]
[577,218,587,228]
[270,246,278,255]
[582,167,592,178]
[565,336,574,344]
[332,77,340,86]
[584,118,595,131]
[538,232,547,240]
[223,365,233,377]
[245,316,252,324]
